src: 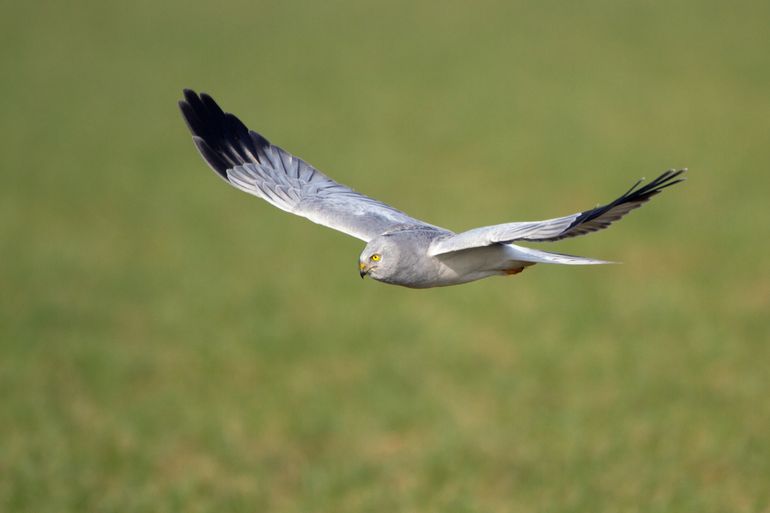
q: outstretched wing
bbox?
[179,90,440,242]
[428,169,686,256]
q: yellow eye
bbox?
[370,254,381,262]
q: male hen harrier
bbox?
[179,90,685,288]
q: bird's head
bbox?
[358,235,400,281]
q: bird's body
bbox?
[360,229,601,288]
[179,90,685,289]
[360,228,511,289]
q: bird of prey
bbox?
[179,90,685,288]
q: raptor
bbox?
[179,90,685,288]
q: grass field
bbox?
[2,1,769,511]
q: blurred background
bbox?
[2,0,769,511]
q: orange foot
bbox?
[503,267,524,276]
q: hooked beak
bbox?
[359,262,368,279]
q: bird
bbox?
[179,89,685,289]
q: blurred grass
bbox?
[1,0,769,511]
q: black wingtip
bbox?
[629,168,687,198]
[179,89,272,181]
[563,168,687,233]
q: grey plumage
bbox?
[427,169,684,256]
[179,90,437,242]
[179,90,685,289]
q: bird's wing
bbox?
[179,90,441,242]
[428,169,685,256]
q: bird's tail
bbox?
[507,243,614,265]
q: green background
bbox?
[2,1,769,511]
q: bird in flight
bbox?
[179,90,685,288]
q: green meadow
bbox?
[2,1,769,511]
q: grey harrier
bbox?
[179,90,685,288]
